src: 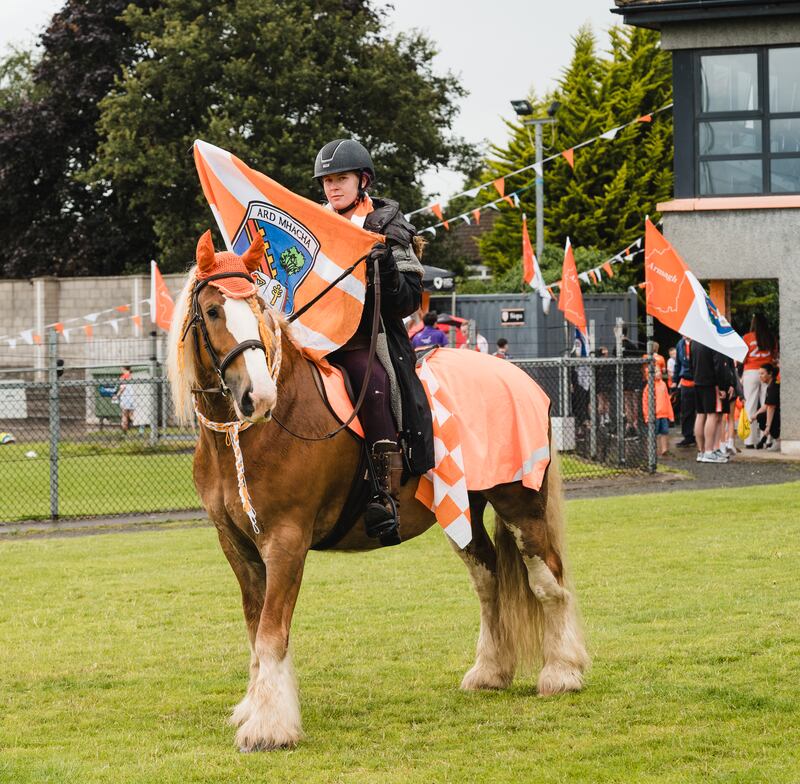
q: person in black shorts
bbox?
[691,342,734,463]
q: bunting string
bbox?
[409,103,673,233]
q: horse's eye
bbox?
[207,307,219,319]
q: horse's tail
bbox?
[493,441,570,674]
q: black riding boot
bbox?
[364,440,403,546]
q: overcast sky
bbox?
[1,0,621,201]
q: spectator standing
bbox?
[691,342,734,463]
[741,313,779,449]
[667,346,680,422]
[642,368,675,456]
[620,327,642,436]
[411,311,448,351]
[754,363,780,450]
[493,338,512,359]
[674,336,696,447]
[117,366,136,433]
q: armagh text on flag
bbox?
[193,140,381,361]
[522,215,552,313]
[644,218,747,362]
[557,238,587,334]
[150,260,175,331]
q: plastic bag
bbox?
[737,407,751,440]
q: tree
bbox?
[89,0,474,271]
[473,25,672,290]
[0,0,158,278]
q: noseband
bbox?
[182,271,281,395]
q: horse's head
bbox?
[167,230,281,424]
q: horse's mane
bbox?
[166,266,200,426]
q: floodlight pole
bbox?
[521,117,556,260]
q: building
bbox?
[613,0,800,454]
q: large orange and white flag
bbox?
[522,215,551,313]
[193,140,381,361]
[557,238,587,334]
[644,219,746,362]
[150,260,175,331]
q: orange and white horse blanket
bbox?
[319,347,552,548]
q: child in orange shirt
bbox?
[642,371,675,456]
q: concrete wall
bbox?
[1,272,187,371]
[663,208,800,452]
[661,17,800,50]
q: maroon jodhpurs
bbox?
[330,348,398,446]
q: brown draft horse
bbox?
[166,234,589,751]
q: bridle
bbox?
[184,253,382,536]
[182,271,282,396]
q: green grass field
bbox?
[1,484,799,783]
[0,439,198,520]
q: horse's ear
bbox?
[241,234,265,273]
[196,230,216,274]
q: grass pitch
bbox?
[1,483,799,783]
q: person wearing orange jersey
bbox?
[642,369,675,456]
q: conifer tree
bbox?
[474,25,672,290]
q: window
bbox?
[695,46,800,195]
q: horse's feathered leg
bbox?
[450,492,515,690]
[235,524,309,752]
[487,462,590,696]
[215,522,266,728]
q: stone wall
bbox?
[1,272,187,371]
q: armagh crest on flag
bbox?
[193,140,382,361]
[644,218,747,363]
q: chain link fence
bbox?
[0,334,657,523]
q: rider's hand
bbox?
[367,243,399,290]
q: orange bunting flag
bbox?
[557,238,587,334]
[644,219,746,362]
[472,209,481,225]
[150,260,175,332]
[503,195,515,209]
[115,304,130,313]
[83,324,93,340]
[602,261,614,278]
[492,177,505,198]
[638,114,653,123]
[32,333,42,346]
[431,202,444,221]
[53,322,64,334]
[589,270,598,285]
[132,314,142,333]
[562,148,575,169]
[194,140,382,361]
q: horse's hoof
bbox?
[235,718,301,752]
[460,663,513,691]
[537,663,584,696]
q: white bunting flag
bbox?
[464,186,482,199]
[85,313,99,323]
[600,127,620,140]
[460,214,471,225]
[7,338,16,350]
[63,329,71,343]
[578,271,591,284]
[109,319,119,334]
[20,329,34,345]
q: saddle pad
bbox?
[315,348,551,549]
[415,348,551,548]
[317,364,365,439]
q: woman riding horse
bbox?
[315,138,434,543]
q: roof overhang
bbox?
[611,0,800,29]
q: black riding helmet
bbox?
[314,138,375,184]
[314,139,376,213]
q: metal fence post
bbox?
[149,330,159,446]
[47,329,59,520]
[589,363,597,459]
[646,316,657,473]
